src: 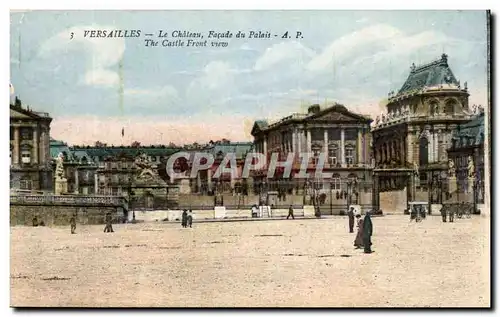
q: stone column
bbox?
[357,128,362,164]
[323,129,328,158]
[340,128,345,165]
[14,126,20,165]
[197,172,201,193]
[263,136,268,159]
[207,169,213,191]
[74,169,79,194]
[292,129,297,153]
[33,126,39,164]
[298,129,302,153]
[94,173,99,194]
[306,129,312,153]
[436,130,441,162]
[407,131,414,164]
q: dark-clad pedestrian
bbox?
[449,204,455,223]
[347,207,355,233]
[70,213,77,234]
[287,205,295,220]
[187,210,193,228]
[104,212,114,233]
[362,211,373,254]
[440,205,447,222]
[181,209,188,228]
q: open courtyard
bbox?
[10,214,490,307]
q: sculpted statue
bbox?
[135,153,156,179]
[375,116,380,125]
[55,153,66,179]
[464,81,468,90]
[448,159,456,178]
[413,162,419,177]
[381,114,386,123]
[467,156,475,179]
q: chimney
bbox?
[308,104,321,115]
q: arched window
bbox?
[21,144,32,164]
[445,100,456,114]
[419,137,429,166]
[429,102,439,116]
[20,176,32,190]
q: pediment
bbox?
[10,108,32,119]
[307,110,362,122]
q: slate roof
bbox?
[50,139,96,164]
[71,146,181,160]
[397,54,459,95]
[452,112,485,148]
[205,142,254,160]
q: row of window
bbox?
[10,127,36,141]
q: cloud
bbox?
[38,24,125,88]
[84,69,119,87]
[254,41,316,71]
[124,85,179,98]
[306,24,403,72]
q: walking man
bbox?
[440,205,447,223]
[181,209,188,228]
[449,204,455,223]
[70,213,77,234]
[187,210,193,228]
[104,212,114,233]
[347,207,355,233]
[362,211,373,254]
[287,205,295,220]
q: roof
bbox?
[205,142,253,160]
[452,111,485,148]
[397,54,459,95]
[10,103,52,121]
[50,139,96,164]
[71,146,181,159]
[251,103,372,135]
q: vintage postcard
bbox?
[9,10,491,308]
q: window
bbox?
[345,146,355,165]
[112,187,118,196]
[21,149,31,164]
[20,128,33,141]
[331,175,341,191]
[20,177,32,190]
[328,146,338,165]
[112,174,119,183]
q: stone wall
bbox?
[379,189,407,213]
[10,205,124,226]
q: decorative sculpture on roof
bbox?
[448,159,456,178]
[457,80,460,89]
[375,116,380,125]
[55,152,66,179]
[467,156,475,179]
[477,105,484,114]
[464,81,468,90]
[410,63,416,72]
[381,113,386,123]
[135,153,156,179]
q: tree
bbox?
[131,141,141,148]
[94,141,107,147]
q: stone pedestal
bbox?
[54,178,68,195]
[467,178,474,194]
[448,177,457,198]
[179,179,191,194]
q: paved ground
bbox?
[10,215,490,307]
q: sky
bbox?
[9,10,489,146]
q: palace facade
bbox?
[372,54,474,209]
[251,103,373,208]
[10,98,53,191]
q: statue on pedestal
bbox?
[54,152,68,195]
[448,159,456,178]
[467,156,475,179]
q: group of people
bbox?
[181,209,193,228]
[347,207,374,254]
[67,211,114,234]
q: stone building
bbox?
[10,98,53,191]
[372,54,474,211]
[447,107,485,203]
[251,103,373,211]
